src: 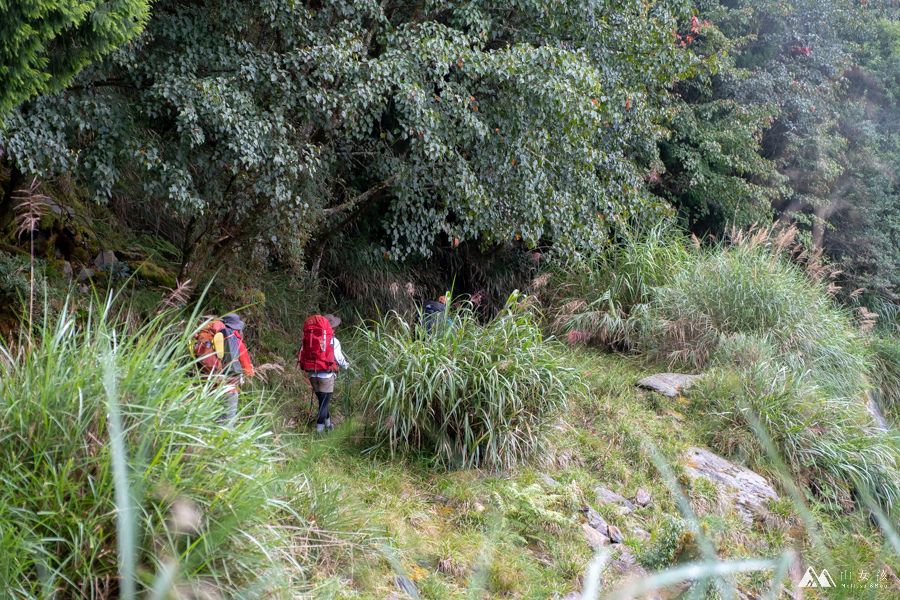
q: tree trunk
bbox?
[0,165,22,231]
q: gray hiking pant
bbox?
[216,392,238,428]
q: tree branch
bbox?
[322,173,399,216]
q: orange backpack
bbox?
[192,320,226,374]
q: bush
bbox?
[0,299,303,597]
[0,252,48,309]
[641,233,869,399]
[693,364,900,512]
[360,292,582,469]
[536,222,690,350]
[637,515,686,571]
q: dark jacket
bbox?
[420,301,446,334]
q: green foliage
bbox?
[638,515,686,571]
[0,299,303,596]
[360,292,582,469]
[869,334,900,418]
[693,364,900,513]
[641,229,870,399]
[0,252,46,307]
[538,222,690,349]
[652,5,786,232]
[0,0,150,114]
[1,0,704,269]
[489,482,575,534]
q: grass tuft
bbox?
[359,292,583,470]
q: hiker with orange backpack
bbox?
[192,313,255,425]
[296,313,349,433]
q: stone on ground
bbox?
[608,524,624,544]
[866,391,890,432]
[635,488,652,507]
[94,250,118,269]
[594,486,636,512]
[582,522,610,549]
[539,472,561,488]
[633,528,651,542]
[583,504,608,537]
[637,373,706,397]
[683,447,779,523]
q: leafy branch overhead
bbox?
[1,0,701,266]
[0,0,151,114]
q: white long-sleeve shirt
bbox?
[310,337,349,378]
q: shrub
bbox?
[640,236,869,399]
[0,299,303,597]
[693,364,900,512]
[360,292,582,469]
[638,515,686,571]
[536,222,691,350]
[0,252,48,309]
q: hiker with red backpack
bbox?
[192,313,255,426]
[296,313,349,433]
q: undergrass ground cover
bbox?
[283,352,900,599]
[5,221,900,598]
[0,299,309,597]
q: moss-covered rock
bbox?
[129,260,177,289]
[71,247,90,265]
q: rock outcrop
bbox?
[683,447,779,523]
[637,373,706,397]
[594,486,637,513]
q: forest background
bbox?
[4,0,900,309]
[6,1,900,598]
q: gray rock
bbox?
[617,548,637,566]
[562,594,580,600]
[594,486,636,512]
[62,261,73,282]
[604,558,664,600]
[584,505,608,537]
[77,267,94,283]
[635,488,652,507]
[633,528,652,542]
[94,250,117,269]
[608,525,624,544]
[683,447,779,523]
[866,391,890,432]
[77,284,89,294]
[539,472,561,488]
[637,373,706,397]
[393,575,419,598]
[581,522,610,549]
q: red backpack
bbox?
[192,320,226,374]
[297,315,336,371]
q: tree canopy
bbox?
[3,0,900,296]
[0,0,151,114]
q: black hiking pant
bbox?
[315,392,332,425]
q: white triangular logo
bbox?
[817,569,835,588]
[799,567,819,588]
[799,567,834,588]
